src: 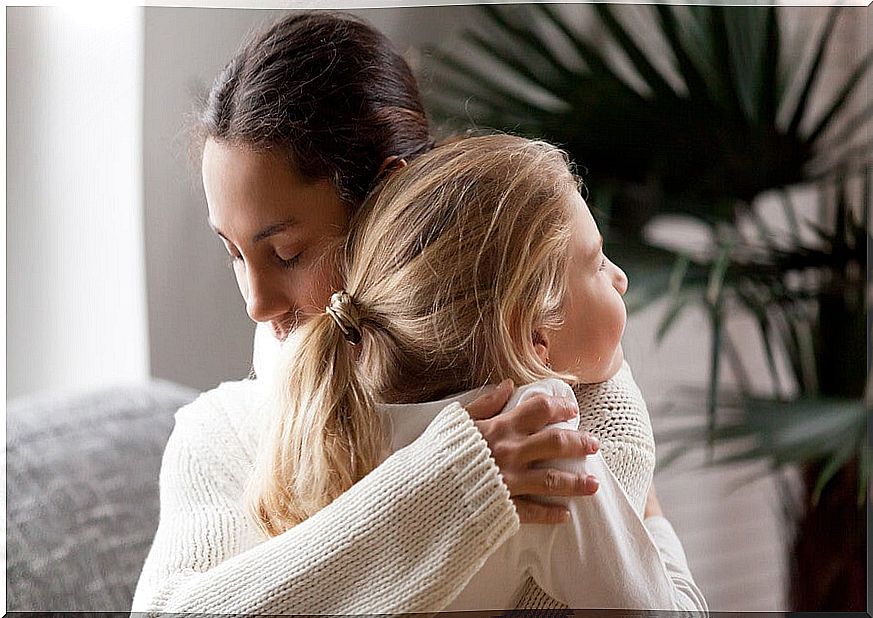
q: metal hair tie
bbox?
[325,290,362,345]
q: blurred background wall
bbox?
[6,3,869,611]
[7,6,149,398]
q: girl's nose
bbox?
[612,263,628,296]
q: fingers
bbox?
[511,468,600,497]
[516,428,600,463]
[467,381,603,524]
[465,379,514,421]
[512,497,570,525]
[509,394,579,434]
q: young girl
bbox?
[252,134,707,611]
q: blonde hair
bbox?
[249,134,580,536]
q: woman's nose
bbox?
[244,268,292,323]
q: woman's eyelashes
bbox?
[276,251,301,269]
[223,250,300,270]
[598,256,607,272]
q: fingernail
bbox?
[585,475,600,493]
[587,436,600,454]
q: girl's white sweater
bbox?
[131,362,706,614]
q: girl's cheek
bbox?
[616,300,628,337]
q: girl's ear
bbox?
[532,329,551,366]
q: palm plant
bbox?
[424,4,871,610]
[654,169,869,609]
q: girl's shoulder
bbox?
[572,361,655,515]
[507,364,654,515]
[510,378,576,403]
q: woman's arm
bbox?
[572,359,656,514]
[132,378,599,615]
[252,321,596,527]
[132,383,517,615]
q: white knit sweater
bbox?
[132,361,706,614]
[132,380,516,614]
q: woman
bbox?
[133,11,690,614]
[253,134,706,610]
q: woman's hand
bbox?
[466,379,601,524]
[644,483,664,519]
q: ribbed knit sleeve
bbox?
[131,383,518,615]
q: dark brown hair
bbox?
[199,11,434,205]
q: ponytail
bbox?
[247,306,384,536]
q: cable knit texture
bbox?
[574,363,656,514]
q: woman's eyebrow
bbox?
[208,218,298,244]
[251,219,298,244]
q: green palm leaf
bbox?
[786,8,840,136]
[592,5,678,101]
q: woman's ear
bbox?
[532,329,551,366]
[377,156,408,178]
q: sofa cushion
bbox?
[6,380,199,611]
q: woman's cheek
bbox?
[307,241,345,306]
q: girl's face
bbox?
[540,190,628,384]
[202,139,349,341]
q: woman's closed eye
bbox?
[276,251,301,269]
[273,249,303,269]
[223,251,300,270]
[598,256,607,272]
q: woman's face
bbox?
[202,139,349,341]
[541,190,628,383]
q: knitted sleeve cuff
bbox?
[425,402,520,548]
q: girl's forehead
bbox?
[564,190,602,260]
[568,190,597,229]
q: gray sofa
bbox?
[6,380,199,611]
